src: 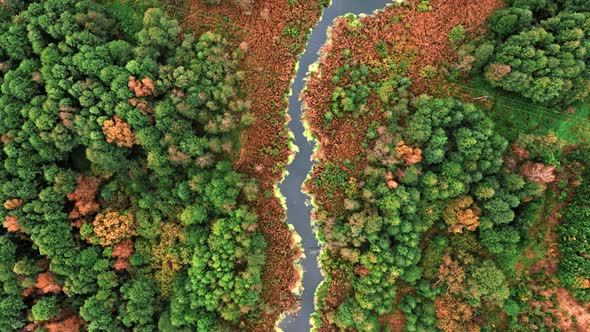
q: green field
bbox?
[461,78,590,144]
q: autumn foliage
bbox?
[484,63,511,82]
[434,295,478,332]
[67,176,101,220]
[128,76,155,97]
[0,2,272,330]
[521,162,556,185]
[152,223,189,295]
[394,141,422,165]
[443,196,480,233]
[3,215,20,232]
[44,316,84,332]
[384,171,398,189]
[112,240,134,271]
[102,116,135,148]
[92,211,135,246]
[35,272,62,294]
[4,198,23,210]
[436,254,466,294]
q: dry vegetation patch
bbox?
[184,1,325,328]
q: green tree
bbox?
[31,296,60,322]
[466,261,510,306]
[448,25,466,43]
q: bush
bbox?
[448,25,466,43]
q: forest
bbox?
[1,0,590,331]
[303,0,590,330]
[0,0,270,330]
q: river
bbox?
[278,0,394,331]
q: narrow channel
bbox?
[278,1,393,331]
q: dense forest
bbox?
[0,0,268,330]
[467,0,590,105]
[304,0,590,331]
[1,0,590,331]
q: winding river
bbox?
[278,1,393,331]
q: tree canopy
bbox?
[0,0,263,329]
[471,0,590,106]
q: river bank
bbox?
[301,0,502,329]
[183,1,327,329]
[278,1,396,331]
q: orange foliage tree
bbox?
[434,294,479,332]
[4,198,23,210]
[394,140,422,165]
[67,176,100,220]
[92,211,135,246]
[384,171,398,189]
[3,215,20,232]
[102,116,135,148]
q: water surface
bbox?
[278,1,393,330]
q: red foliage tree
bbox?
[44,315,84,332]
[59,105,75,128]
[168,147,191,165]
[436,254,465,294]
[128,76,155,97]
[511,143,530,160]
[112,240,134,271]
[35,272,62,294]
[67,176,100,220]
[128,98,153,114]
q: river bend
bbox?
[278,1,393,331]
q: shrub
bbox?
[448,25,466,43]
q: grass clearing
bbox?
[461,78,590,144]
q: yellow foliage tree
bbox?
[152,222,190,296]
[443,196,480,233]
[92,210,135,246]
